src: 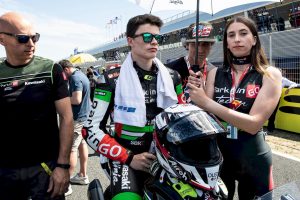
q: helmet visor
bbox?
[166,111,225,144]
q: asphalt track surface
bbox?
[66,148,300,200]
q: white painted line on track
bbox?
[272,150,300,163]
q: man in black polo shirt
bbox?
[0,12,73,199]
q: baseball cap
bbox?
[186,22,215,43]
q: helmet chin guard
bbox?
[154,104,226,191]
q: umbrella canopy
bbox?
[136,0,281,66]
[136,0,280,15]
[69,53,97,64]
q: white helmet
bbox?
[154,104,226,191]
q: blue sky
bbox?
[1,0,277,61]
[0,0,191,61]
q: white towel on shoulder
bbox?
[114,52,178,127]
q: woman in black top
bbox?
[188,16,282,200]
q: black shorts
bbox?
[220,151,273,200]
[0,161,65,200]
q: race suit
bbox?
[84,62,184,198]
[213,66,273,200]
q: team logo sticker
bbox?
[246,84,260,98]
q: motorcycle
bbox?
[88,104,229,200]
[257,179,300,200]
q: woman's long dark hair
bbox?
[223,16,269,75]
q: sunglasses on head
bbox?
[0,32,40,44]
[132,32,163,44]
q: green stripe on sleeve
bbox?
[122,124,154,133]
[120,134,139,140]
[176,84,183,95]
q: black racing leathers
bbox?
[83,62,184,198]
[84,62,184,163]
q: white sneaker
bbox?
[65,185,72,196]
[70,173,90,185]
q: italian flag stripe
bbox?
[176,84,183,95]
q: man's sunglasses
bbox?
[132,32,163,44]
[0,32,40,44]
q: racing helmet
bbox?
[154,104,226,191]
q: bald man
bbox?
[0,12,73,199]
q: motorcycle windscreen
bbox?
[166,111,226,144]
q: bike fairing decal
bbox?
[284,95,300,103]
[279,93,300,115]
[279,106,300,115]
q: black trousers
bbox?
[0,161,65,200]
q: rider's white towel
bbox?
[114,52,178,127]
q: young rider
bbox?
[83,14,184,200]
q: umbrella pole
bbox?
[193,0,200,69]
[150,0,156,14]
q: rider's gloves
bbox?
[149,159,160,176]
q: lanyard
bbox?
[230,66,250,110]
[185,56,207,81]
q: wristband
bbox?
[56,163,70,169]
[125,151,134,166]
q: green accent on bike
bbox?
[94,89,111,102]
[122,124,154,133]
[120,134,138,140]
[176,84,183,95]
[112,192,142,200]
[172,181,197,198]
[144,75,153,80]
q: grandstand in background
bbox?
[85,0,300,83]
